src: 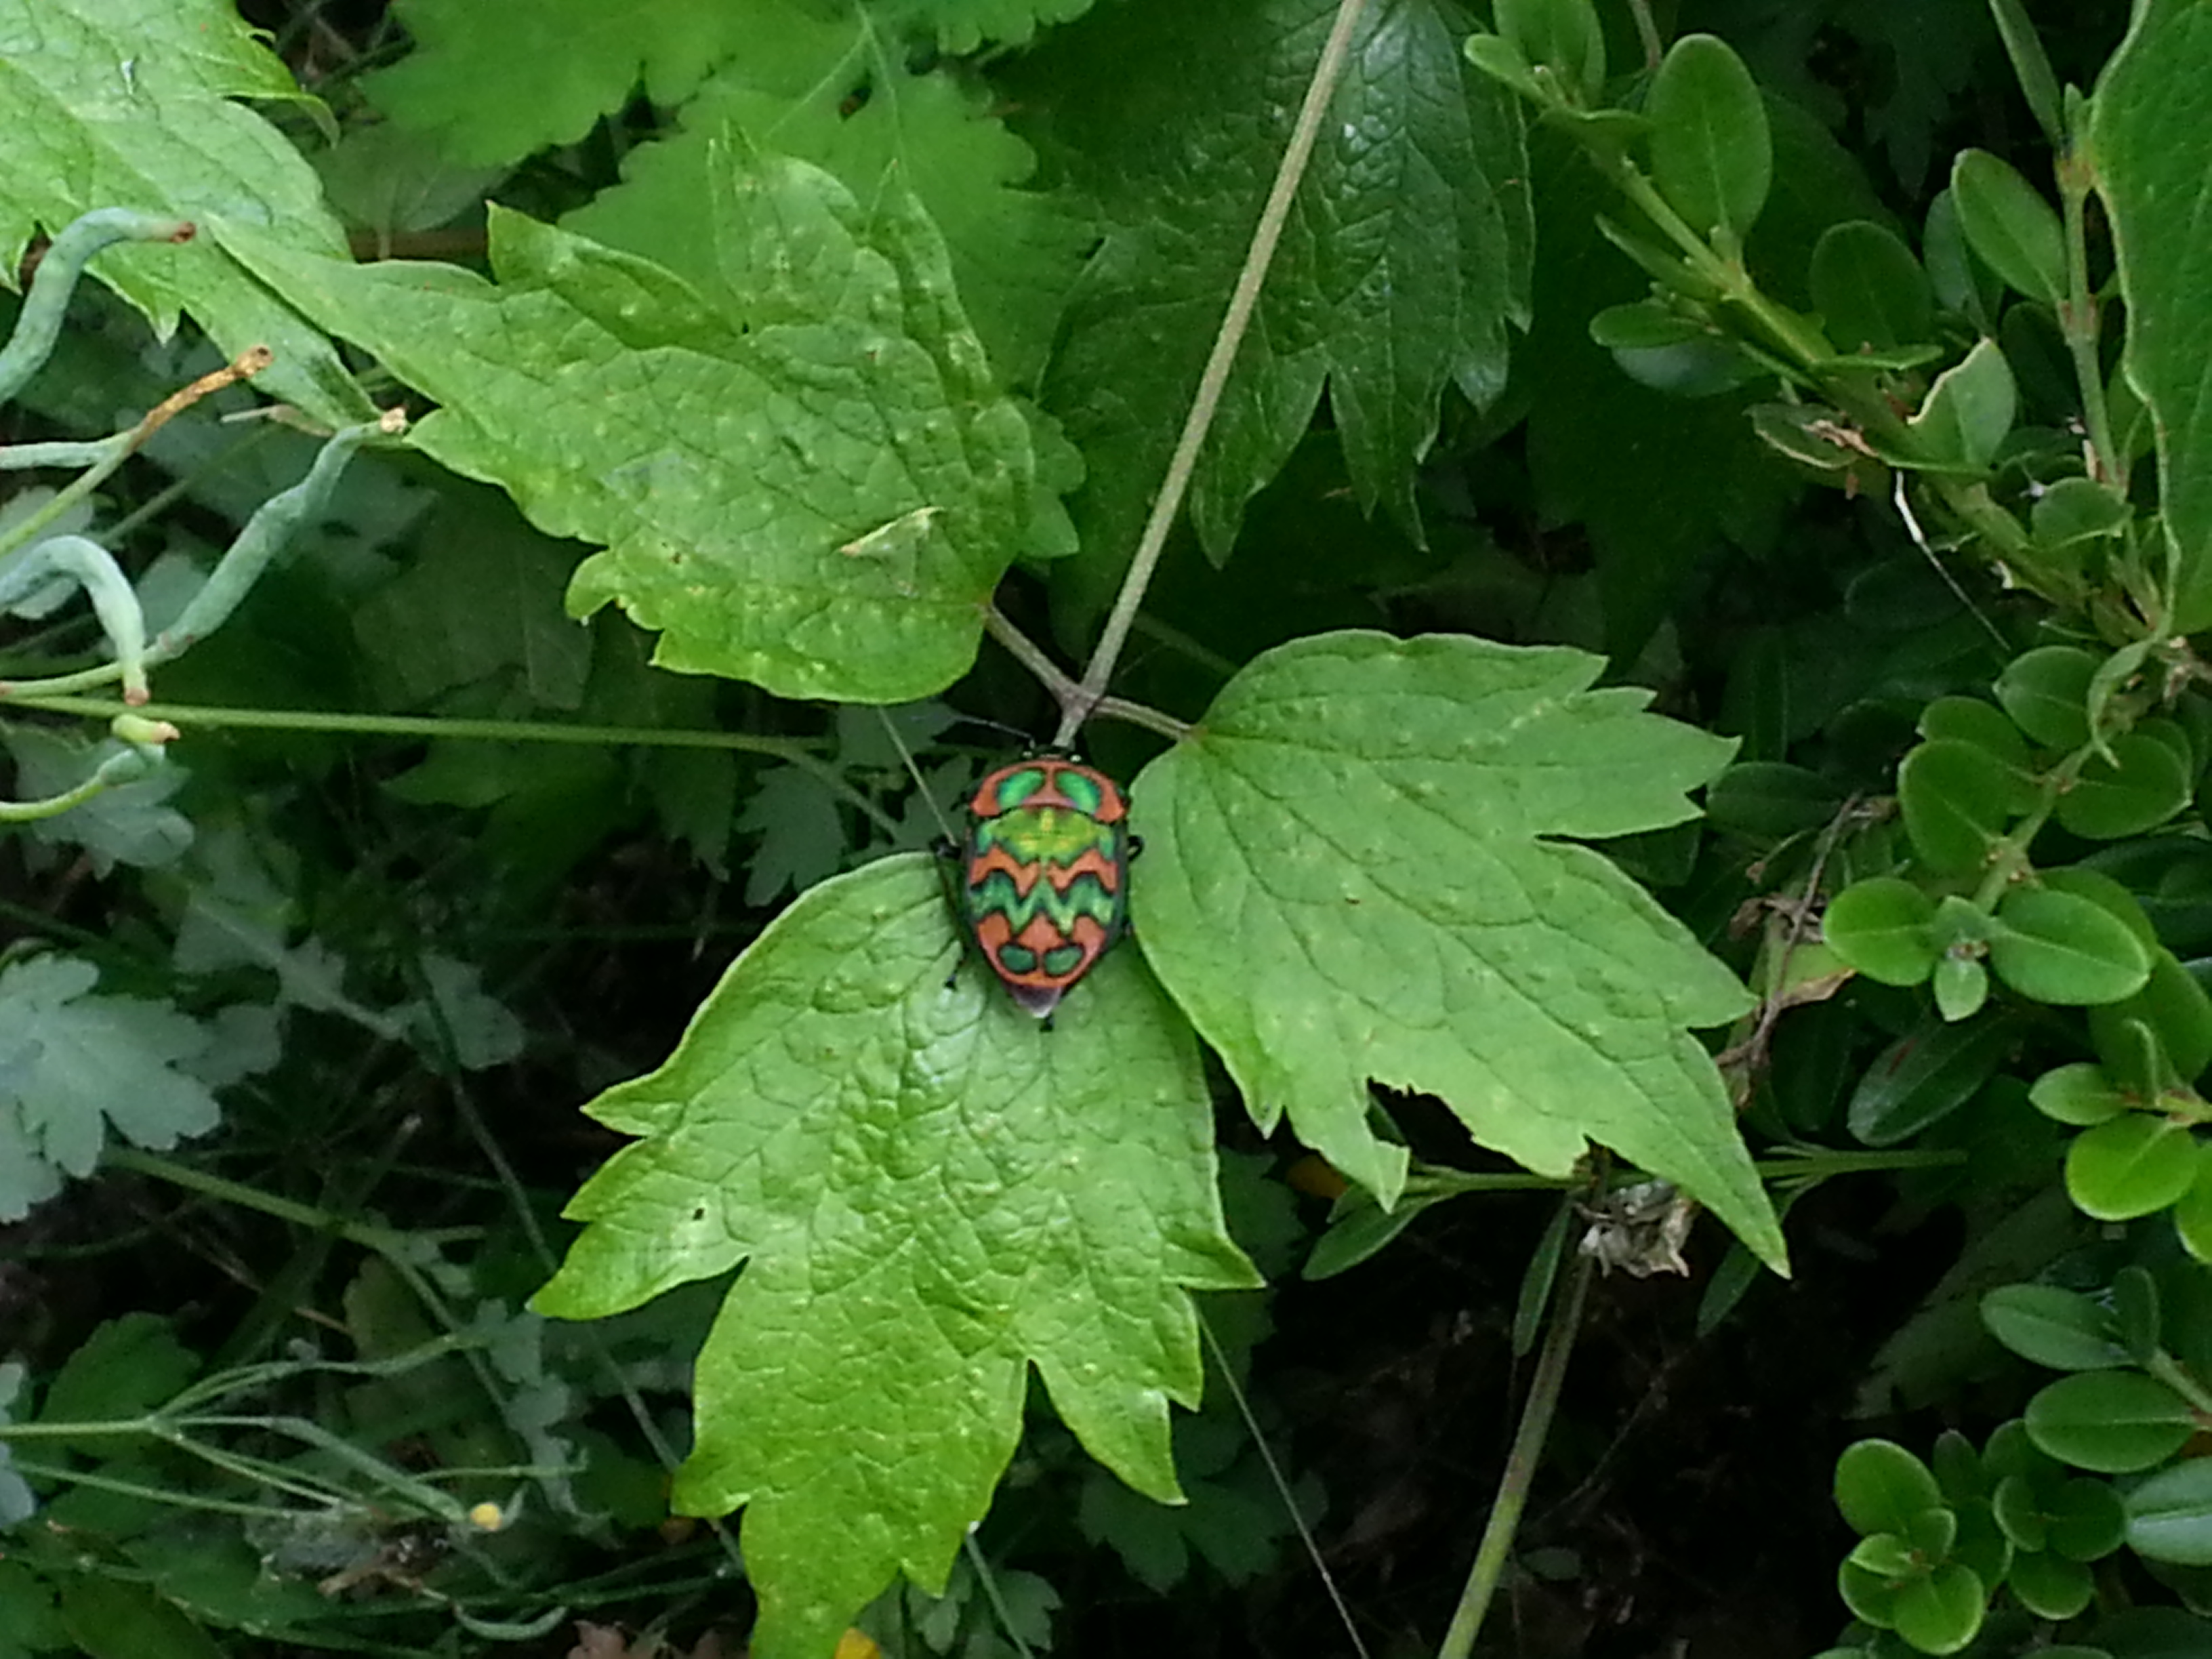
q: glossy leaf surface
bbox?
[1130,632,1782,1269]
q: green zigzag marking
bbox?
[966,867,1123,936]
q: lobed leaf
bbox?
[535,856,1256,1658]
[559,0,1094,388]
[0,0,366,423]
[1019,0,1533,579]
[218,149,1047,703]
[1128,631,1783,1270]
[0,956,222,1223]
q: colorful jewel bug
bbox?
[957,756,1132,1019]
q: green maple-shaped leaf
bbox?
[885,0,1094,52]
[1016,0,1532,583]
[561,0,1094,388]
[535,855,1256,1659]
[365,0,758,166]
[0,0,367,423]
[217,147,1047,702]
[368,0,1094,174]
[1130,631,1785,1270]
[0,956,221,1223]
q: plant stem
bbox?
[1437,1227,1596,1659]
[982,609,1191,742]
[1059,0,1372,747]
[2056,148,2121,492]
[0,691,802,750]
[1201,1309,1373,1659]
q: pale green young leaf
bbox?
[216,150,1045,703]
[1018,0,1533,579]
[0,0,365,424]
[3,729,190,874]
[0,956,221,1223]
[535,857,1256,1658]
[1128,632,1783,1271]
[398,955,526,1071]
[2092,0,2212,632]
[562,0,1093,386]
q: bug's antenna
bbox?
[874,705,962,845]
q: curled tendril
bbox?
[0,208,194,404]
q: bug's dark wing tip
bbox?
[1008,983,1063,1019]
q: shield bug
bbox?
[958,756,1132,1019]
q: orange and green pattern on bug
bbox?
[960,757,1131,1019]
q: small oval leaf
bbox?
[1899,738,2032,874]
[1997,645,2100,750]
[1908,337,2020,473]
[1847,1013,2022,1146]
[1812,220,1936,352]
[1824,878,1939,986]
[2025,1371,2196,1473]
[2064,1114,2203,1221]
[2057,735,2192,839]
[1836,1439,1944,1536]
[1647,34,1772,239]
[2028,1062,2131,1127]
[1952,148,2066,304]
[1989,888,2152,1006]
[2125,1456,2212,1565]
[1980,1284,2128,1372]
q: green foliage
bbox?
[0,0,364,419]
[2094,0,2212,632]
[1131,631,1778,1263]
[0,957,222,1221]
[218,152,1050,703]
[537,861,1256,1656]
[1023,0,1532,572]
[5,0,2212,1655]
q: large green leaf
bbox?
[1128,631,1782,1269]
[1018,0,1532,585]
[0,0,365,424]
[218,150,1048,703]
[535,856,1255,1659]
[558,0,1094,387]
[2093,0,2212,632]
[367,0,1092,169]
